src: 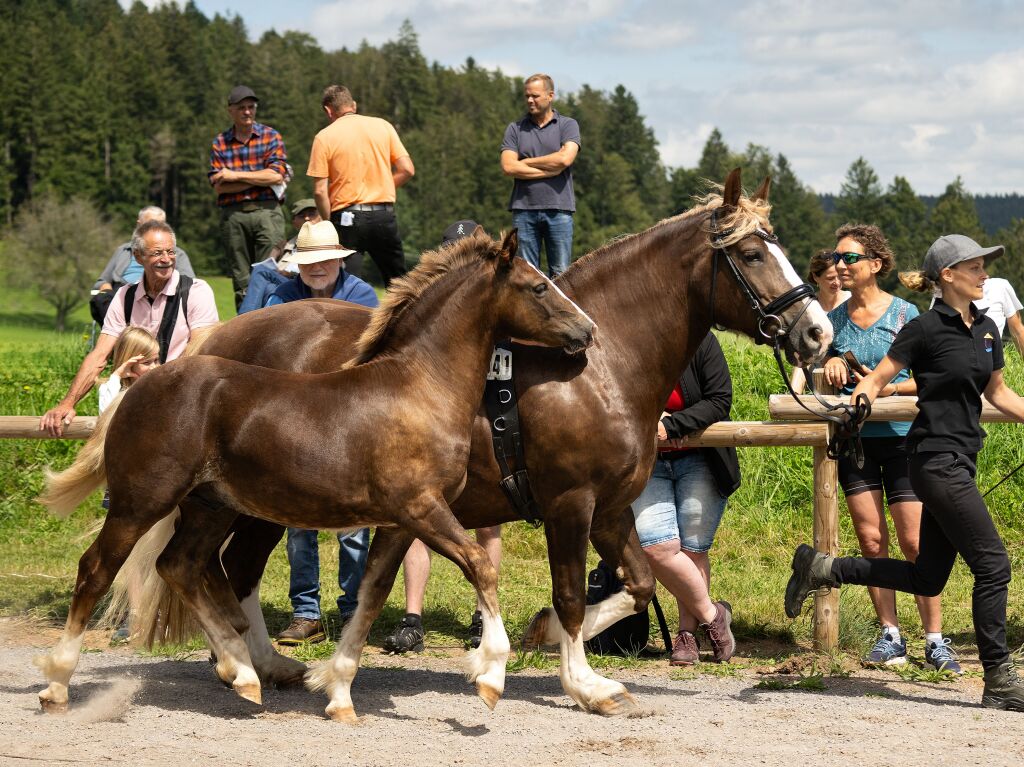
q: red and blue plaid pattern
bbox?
[208,122,288,207]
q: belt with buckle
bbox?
[341,202,394,212]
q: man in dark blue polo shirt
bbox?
[500,73,581,277]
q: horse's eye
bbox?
[533,283,548,296]
[742,249,763,263]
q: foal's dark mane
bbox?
[346,234,500,367]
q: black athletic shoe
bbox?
[382,614,424,654]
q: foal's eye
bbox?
[533,283,548,296]
[742,249,763,263]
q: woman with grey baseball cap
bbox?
[785,233,1024,711]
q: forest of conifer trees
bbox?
[2,0,1022,320]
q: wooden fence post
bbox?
[811,370,839,651]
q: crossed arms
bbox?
[501,142,579,180]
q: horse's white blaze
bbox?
[35,628,86,705]
[764,236,833,350]
[465,607,510,702]
[522,260,595,326]
[558,625,631,712]
[581,590,637,639]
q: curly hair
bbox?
[835,223,896,277]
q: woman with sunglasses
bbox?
[819,224,959,673]
[787,234,1024,710]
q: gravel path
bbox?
[1,618,1020,766]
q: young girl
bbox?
[98,327,160,413]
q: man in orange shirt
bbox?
[308,85,415,285]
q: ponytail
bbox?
[898,270,936,294]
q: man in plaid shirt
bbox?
[209,85,289,308]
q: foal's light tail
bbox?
[98,509,202,648]
[35,390,125,518]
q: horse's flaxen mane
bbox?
[559,191,772,285]
[345,234,498,367]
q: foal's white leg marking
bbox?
[240,581,306,686]
[558,626,637,716]
[464,608,510,710]
[35,628,86,712]
[523,260,596,326]
[305,611,363,723]
[526,590,638,648]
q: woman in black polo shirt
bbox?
[785,234,1024,711]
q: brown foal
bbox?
[35,230,595,721]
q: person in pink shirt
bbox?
[39,220,219,436]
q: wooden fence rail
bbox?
[1,413,844,650]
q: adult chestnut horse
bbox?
[46,169,832,720]
[35,230,596,720]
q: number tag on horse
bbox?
[487,347,512,381]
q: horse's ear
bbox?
[753,176,772,203]
[722,168,742,209]
[498,228,518,269]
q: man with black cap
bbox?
[209,84,290,309]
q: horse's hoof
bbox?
[262,657,307,688]
[521,608,555,650]
[233,682,262,705]
[39,696,68,714]
[476,681,501,711]
[325,703,358,724]
[593,690,638,717]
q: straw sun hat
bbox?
[281,220,356,265]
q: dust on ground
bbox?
[1,617,1021,767]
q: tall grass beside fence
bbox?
[1,325,1021,663]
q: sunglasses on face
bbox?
[832,251,877,265]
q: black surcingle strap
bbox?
[483,342,543,527]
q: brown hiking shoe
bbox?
[700,600,736,663]
[276,617,326,645]
[670,630,699,666]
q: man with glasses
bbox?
[209,85,290,309]
[40,220,220,436]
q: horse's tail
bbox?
[98,508,202,647]
[35,390,125,518]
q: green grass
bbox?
[1,311,1023,672]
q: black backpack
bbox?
[122,275,193,363]
[584,560,672,656]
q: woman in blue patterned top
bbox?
[821,224,957,674]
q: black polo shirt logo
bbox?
[984,332,994,353]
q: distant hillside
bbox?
[819,193,1024,235]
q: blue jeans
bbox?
[286,527,369,620]
[511,209,574,277]
[238,263,290,314]
[632,452,727,553]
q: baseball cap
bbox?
[441,220,481,245]
[227,85,258,105]
[290,198,317,217]
[922,234,1003,280]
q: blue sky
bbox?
[153,1,1022,194]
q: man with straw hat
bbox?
[267,219,377,643]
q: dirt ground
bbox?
[1,617,1021,767]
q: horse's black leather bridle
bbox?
[707,208,870,467]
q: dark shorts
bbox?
[837,436,918,504]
